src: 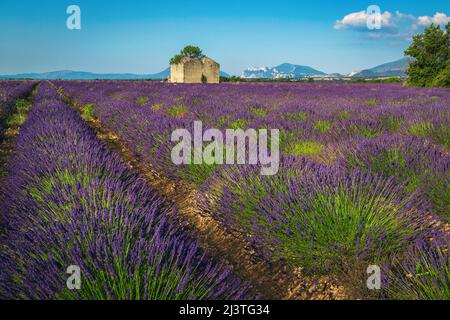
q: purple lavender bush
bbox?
[203,158,436,276]
[0,81,36,139]
[335,134,450,220]
[385,233,450,299]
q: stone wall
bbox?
[183,59,203,83]
[169,63,184,83]
[169,56,220,83]
[202,57,220,83]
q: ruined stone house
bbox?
[169,56,220,83]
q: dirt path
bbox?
[54,83,350,300]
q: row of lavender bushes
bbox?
[0,81,36,140]
[0,82,250,300]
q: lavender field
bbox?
[1,80,449,300]
[0,81,36,140]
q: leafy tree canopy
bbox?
[405,23,450,87]
[170,45,205,64]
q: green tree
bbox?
[180,45,204,59]
[432,61,450,87]
[405,23,450,87]
[170,45,205,64]
[169,54,184,65]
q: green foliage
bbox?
[215,115,230,127]
[178,161,219,187]
[387,242,450,300]
[356,78,403,84]
[269,186,417,274]
[250,107,269,117]
[283,112,308,121]
[431,62,450,87]
[366,99,379,106]
[170,54,184,65]
[201,74,207,83]
[344,147,449,219]
[180,45,205,59]
[151,103,164,111]
[6,99,32,127]
[426,172,450,220]
[170,45,205,64]
[15,98,30,111]
[405,23,450,87]
[376,77,403,83]
[59,256,212,300]
[314,120,332,133]
[82,104,95,120]
[338,110,352,120]
[347,149,418,193]
[229,118,251,129]
[220,76,246,82]
[175,147,220,187]
[380,114,403,132]
[7,113,27,127]
[136,96,149,106]
[351,78,367,83]
[408,121,434,138]
[349,124,382,139]
[434,124,450,150]
[167,105,189,118]
[285,141,324,157]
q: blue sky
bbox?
[0,0,449,75]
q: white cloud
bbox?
[334,10,395,31]
[417,12,450,26]
[335,10,449,40]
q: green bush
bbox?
[82,104,95,120]
[136,96,149,106]
[405,23,449,87]
[432,63,450,88]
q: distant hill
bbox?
[0,69,169,80]
[0,69,230,80]
[241,63,326,79]
[0,59,411,81]
[351,57,413,78]
[239,58,413,80]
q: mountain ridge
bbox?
[241,63,326,79]
[0,69,230,80]
[0,58,412,80]
[350,57,413,78]
[240,58,412,79]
